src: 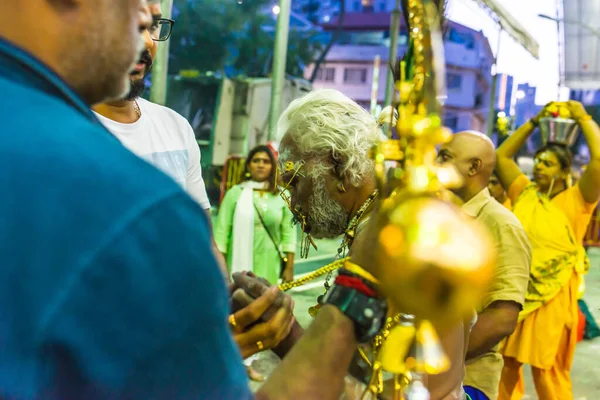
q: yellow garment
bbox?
[462,189,531,400]
[509,183,583,320]
[499,175,598,398]
[499,307,575,400]
[502,197,512,210]
[507,176,597,306]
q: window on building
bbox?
[316,67,336,82]
[344,68,368,84]
[447,28,475,49]
[447,73,462,90]
[445,115,458,131]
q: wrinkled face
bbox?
[487,175,505,202]
[278,146,348,239]
[533,150,564,190]
[126,2,161,100]
[62,0,151,104]
[247,151,272,182]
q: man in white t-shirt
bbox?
[93,2,227,277]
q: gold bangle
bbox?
[344,260,379,285]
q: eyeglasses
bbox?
[149,18,175,42]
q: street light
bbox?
[272,5,281,15]
[538,14,600,38]
[515,90,526,100]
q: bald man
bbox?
[437,131,531,400]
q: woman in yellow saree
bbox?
[495,101,600,400]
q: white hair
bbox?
[277,89,384,187]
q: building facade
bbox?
[304,13,494,132]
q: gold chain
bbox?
[133,100,141,118]
[278,257,349,292]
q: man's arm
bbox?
[467,222,531,360]
[183,123,230,279]
[204,208,230,281]
[466,301,520,360]
[257,305,357,400]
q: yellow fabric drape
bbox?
[512,184,586,321]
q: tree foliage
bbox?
[169,0,322,78]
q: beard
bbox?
[306,174,349,239]
[124,50,153,101]
[125,78,146,100]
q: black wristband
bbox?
[324,284,387,343]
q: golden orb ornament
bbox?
[372,191,495,330]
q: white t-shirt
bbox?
[95,98,210,209]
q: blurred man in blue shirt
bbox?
[0,1,372,399]
[0,0,250,398]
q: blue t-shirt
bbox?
[0,37,251,399]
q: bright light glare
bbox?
[515,90,526,100]
[498,111,506,118]
[272,5,280,15]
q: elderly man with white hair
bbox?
[276,89,383,240]
[436,131,531,400]
[232,89,470,400]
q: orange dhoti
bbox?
[498,272,579,400]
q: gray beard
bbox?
[307,174,349,239]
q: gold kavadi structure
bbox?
[278,0,496,398]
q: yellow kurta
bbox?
[499,175,597,400]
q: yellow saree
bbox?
[512,184,587,322]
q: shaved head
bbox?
[436,131,497,201]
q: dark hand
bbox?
[229,286,295,359]
[231,271,304,358]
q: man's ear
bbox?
[469,158,482,177]
[329,154,346,182]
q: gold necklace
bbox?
[277,189,379,296]
[323,189,379,293]
[133,100,142,118]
